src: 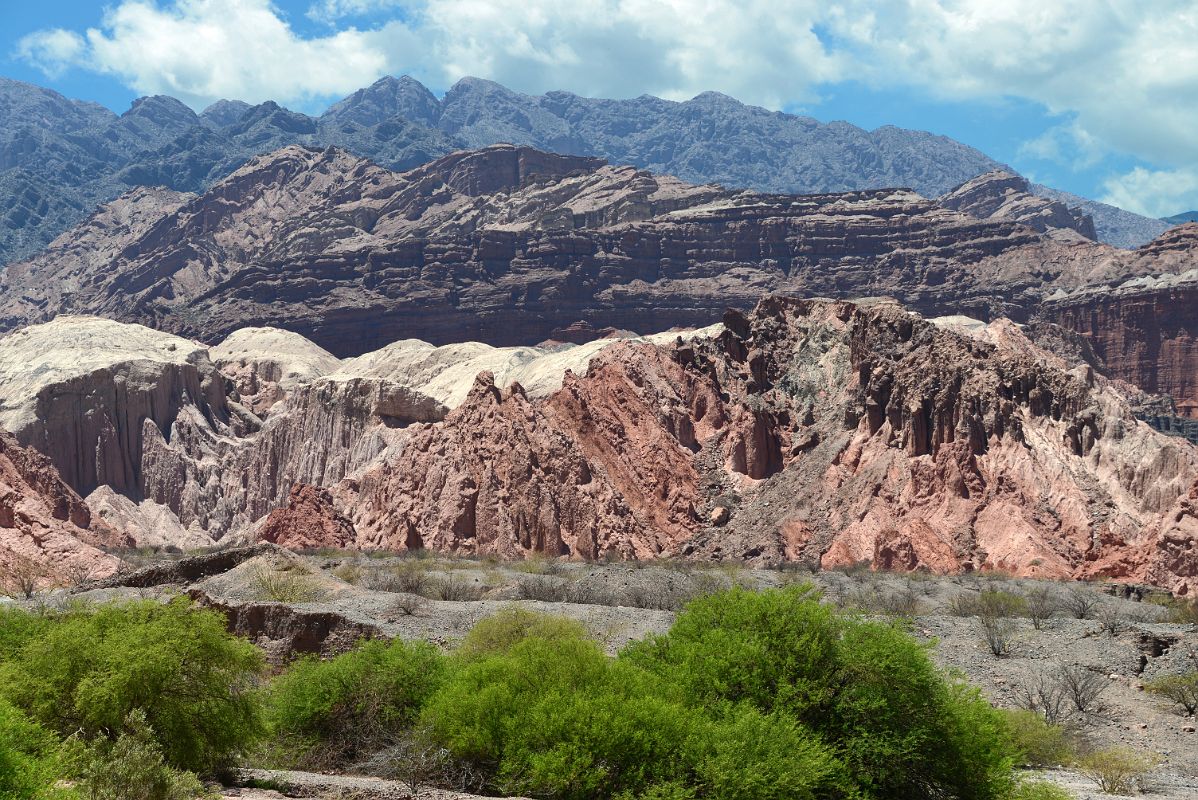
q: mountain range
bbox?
[0,75,1173,266]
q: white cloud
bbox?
[307,0,406,24]
[15,28,86,78]
[18,0,418,109]
[827,0,1198,166]
[1101,167,1198,220]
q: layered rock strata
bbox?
[939,170,1097,242]
[7,145,1189,360]
[1040,227,1198,418]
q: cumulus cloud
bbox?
[15,28,86,78]
[827,0,1198,166]
[17,0,418,108]
[1101,167,1198,219]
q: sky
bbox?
[3,0,1197,218]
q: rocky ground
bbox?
[11,546,1189,799]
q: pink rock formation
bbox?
[259,484,355,551]
[0,429,123,587]
[331,297,1198,593]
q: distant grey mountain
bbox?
[384,76,1008,198]
[1162,211,1198,224]
[0,73,1167,264]
[1029,184,1169,249]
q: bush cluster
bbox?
[0,599,265,798]
[267,587,1022,800]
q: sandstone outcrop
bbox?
[8,145,1187,360]
[940,170,1097,242]
[0,316,233,496]
[1041,227,1198,418]
[211,327,341,415]
[330,297,1198,592]
[259,485,356,551]
[0,429,122,587]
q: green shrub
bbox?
[0,608,52,665]
[1144,671,1198,715]
[1007,779,1075,800]
[1001,709,1074,766]
[624,584,1016,800]
[74,710,211,800]
[0,699,65,800]
[249,563,325,603]
[1076,747,1159,795]
[0,598,264,774]
[423,632,697,799]
[266,638,446,769]
[687,704,845,800]
[456,607,589,661]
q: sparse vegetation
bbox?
[1057,664,1108,714]
[0,554,47,599]
[1022,585,1060,630]
[1063,587,1101,620]
[1000,709,1075,767]
[431,573,485,601]
[1076,747,1159,795]
[250,562,326,603]
[1144,671,1198,715]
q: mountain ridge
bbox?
[0,74,1168,265]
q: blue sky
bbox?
[4,0,1196,217]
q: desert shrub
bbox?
[430,574,485,601]
[355,726,485,796]
[456,607,589,661]
[0,555,47,599]
[1016,675,1069,725]
[1161,597,1198,624]
[1057,665,1107,714]
[685,704,845,800]
[422,632,700,799]
[510,554,565,576]
[844,582,923,617]
[367,561,431,594]
[0,698,66,799]
[0,598,264,774]
[1076,747,1159,795]
[0,607,53,664]
[388,593,429,617]
[1022,586,1060,630]
[1063,587,1100,620]
[1144,671,1198,715]
[331,561,364,585]
[518,575,572,602]
[250,563,325,603]
[948,588,1027,619]
[266,638,446,769]
[624,584,1016,800]
[75,709,211,800]
[1007,779,1075,800]
[1001,709,1074,767]
[979,613,1020,657]
[1096,604,1127,636]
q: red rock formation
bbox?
[1042,254,1198,418]
[0,429,123,587]
[332,297,1198,592]
[259,484,356,551]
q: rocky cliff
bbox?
[1041,228,1198,418]
[7,144,1186,359]
[940,171,1097,242]
[332,297,1198,593]
[0,429,123,587]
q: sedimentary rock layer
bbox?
[8,144,1189,360]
